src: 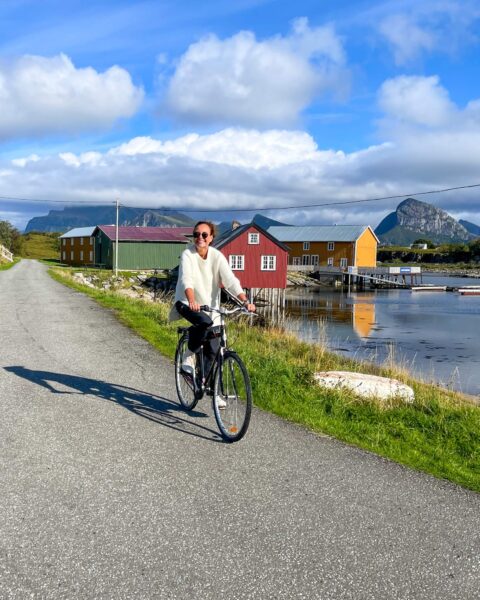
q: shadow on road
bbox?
[4,365,223,442]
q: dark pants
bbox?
[175,301,220,378]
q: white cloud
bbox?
[4,71,480,232]
[0,54,144,140]
[59,152,104,167]
[110,129,322,169]
[2,114,479,233]
[378,75,456,127]
[377,3,480,64]
[11,153,40,167]
[164,18,349,127]
[379,15,435,65]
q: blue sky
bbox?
[1,0,480,230]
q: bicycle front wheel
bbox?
[175,334,199,411]
[213,351,252,442]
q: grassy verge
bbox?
[20,232,60,260]
[0,257,21,271]
[50,268,480,492]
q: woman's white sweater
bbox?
[169,245,243,322]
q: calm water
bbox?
[283,274,480,396]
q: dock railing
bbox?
[287,264,422,288]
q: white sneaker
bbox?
[215,395,227,409]
[181,350,195,375]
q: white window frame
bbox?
[327,257,334,266]
[62,251,66,260]
[70,251,74,261]
[340,258,348,268]
[328,242,335,251]
[303,241,310,250]
[248,233,259,245]
[261,255,276,271]
[229,255,244,270]
[89,250,93,262]
[292,257,301,266]
[90,237,94,245]
[302,255,310,265]
[80,250,84,261]
[80,237,84,246]
[311,255,319,266]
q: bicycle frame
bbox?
[183,305,253,396]
[175,303,256,441]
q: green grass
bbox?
[0,257,21,271]
[50,268,480,492]
[20,232,60,260]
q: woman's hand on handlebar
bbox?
[188,300,201,312]
[245,302,256,312]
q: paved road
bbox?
[0,260,478,599]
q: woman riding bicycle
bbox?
[169,221,255,382]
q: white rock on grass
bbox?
[73,273,95,287]
[314,371,415,403]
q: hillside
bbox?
[25,205,195,233]
[20,232,61,260]
[375,198,476,245]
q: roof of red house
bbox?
[95,225,191,242]
[214,223,289,252]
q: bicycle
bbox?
[174,305,255,442]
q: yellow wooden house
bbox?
[267,225,379,269]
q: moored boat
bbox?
[458,288,480,295]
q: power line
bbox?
[0,195,115,205]
[121,183,480,213]
[1,182,479,212]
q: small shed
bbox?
[214,223,289,307]
[267,225,379,269]
[92,226,191,270]
[59,226,96,266]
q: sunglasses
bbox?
[193,231,209,239]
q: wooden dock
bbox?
[289,266,480,293]
[304,266,422,289]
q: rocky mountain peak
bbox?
[375,197,476,245]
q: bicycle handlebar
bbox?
[200,305,257,316]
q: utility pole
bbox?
[115,198,119,276]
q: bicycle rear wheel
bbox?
[213,351,252,442]
[175,334,199,411]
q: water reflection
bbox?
[279,284,480,396]
[286,290,376,339]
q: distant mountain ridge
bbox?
[375,198,478,245]
[25,206,195,233]
[459,219,480,236]
[217,214,288,234]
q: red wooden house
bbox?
[214,223,289,306]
